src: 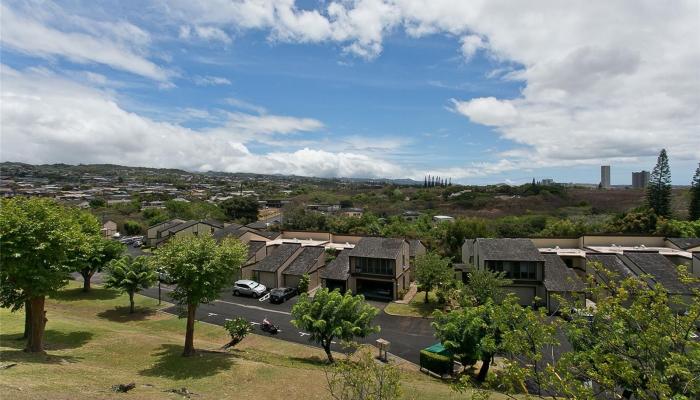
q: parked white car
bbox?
[233,280,267,298]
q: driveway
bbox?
[138,285,435,364]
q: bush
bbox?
[420,350,453,376]
[222,317,251,349]
[123,220,143,235]
[297,273,310,293]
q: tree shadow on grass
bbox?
[288,355,331,368]
[0,330,93,351]
[51,287,121,301]
[0,349,82,365]
[139,344,237,380]
[97,307,156,322]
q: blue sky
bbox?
[1,1,698,184]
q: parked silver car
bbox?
[233,280,267,298]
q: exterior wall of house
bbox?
[333,234,364,244]
[237,231,271,243]
[256,271,277,289]
[171,223,219,239]
[529,238,580,248]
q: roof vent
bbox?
[555,245,560,250]
[640,244,646,248]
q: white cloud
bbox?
[162,0,700,170]
[224,97,267,114]
[0,65,397,178]
[450,97,518,126]
[460,35,485,60]
[0,3,169,81]
[179,25,232,44]
[193,75,232,86]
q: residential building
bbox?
[146,219,222,247]
[248,243,304,289]
[632,170,650,188]
[101,220,118,237]
[432,215,454,223]
[339,207,364,217]
[281,246,325,289]
[347,237,411,301]
[600,165,611,188]
[321,249,350,293]
[402,210,421,221]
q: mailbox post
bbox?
[375,338,390,362]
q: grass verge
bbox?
[384,291,440,318]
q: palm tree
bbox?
[104,256,157,313]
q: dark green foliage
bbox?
[123,220,143,235]
[104,256,156,313]
[607,207,658,234]
[89,198,106,208]
[165,200,225,221]
[142,207,169,226]
[291,288,379,362]
[419,350,453,376]
[219,197,260,224]
[689,163,700,221]
[646,149,672,217]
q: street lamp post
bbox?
[158,269,163,305]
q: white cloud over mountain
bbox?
[0,66,400,178]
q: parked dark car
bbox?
[269,287,297,304]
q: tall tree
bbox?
[152,234,247,356]
[689,163,700,220]
[69,212,124,292]
[646,149,672,217]
[291,288,379,362]
[414,252,453,303]
[0,197,84,352]
[219,197,260,224]
[104,256,157,313]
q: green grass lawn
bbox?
[384,291,441,318]
[0,282,497,399]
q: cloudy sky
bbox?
[1,0,698,184]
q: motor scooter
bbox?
[261,318,279,334]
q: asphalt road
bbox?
[139,284,436,364]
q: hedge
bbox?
[419,349,453,376]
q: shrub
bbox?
[123,220,143,235]
[298,273,310,293]
[222,317,251,349]
[419,350,453,376]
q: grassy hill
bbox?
[0,282,492,399]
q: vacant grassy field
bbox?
[384,291,440,318]
[0,282,497,399]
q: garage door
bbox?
[325,279,346,293]
[356,279,393,302]
[508,286,536,306]
[284,274,300,289]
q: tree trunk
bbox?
[128,291,135,314]
[22,299,31,340]
[323,340,334,363]
[182,303,197,357]
[424,289,430,303]
[25,296,46,353]
[476,353,491,382]
[81,269,94,292]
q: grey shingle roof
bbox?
[321,249,350,281]
[149,218,186,231]
[543,254,585,292]
[624,253,697,294]
[252,243,300,272]
[212,224,245,240]
[666,237,700,250]
[349,237,404,259]
[476,238,545,262]
[283,246,324,276]
[586,254,637,283]
[167,220,221,234]
[247,240,266,260]
[409,239,424,257]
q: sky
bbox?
[1,0,698,185]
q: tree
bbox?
[219,197,260,224]
[0,197,84,352]
[123,220,143,235]
[152,234,248,356]
[222,317,252,350]
[326,350,402,400]
[646,149,672,217]
[414,252,453,303]
[291,288,380,362]
[551,264,700,399]
[297,273,310,293]
[689,163,700,220]
[104,256,157,313]
[463,269,512,307]
[432,303,489,373]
